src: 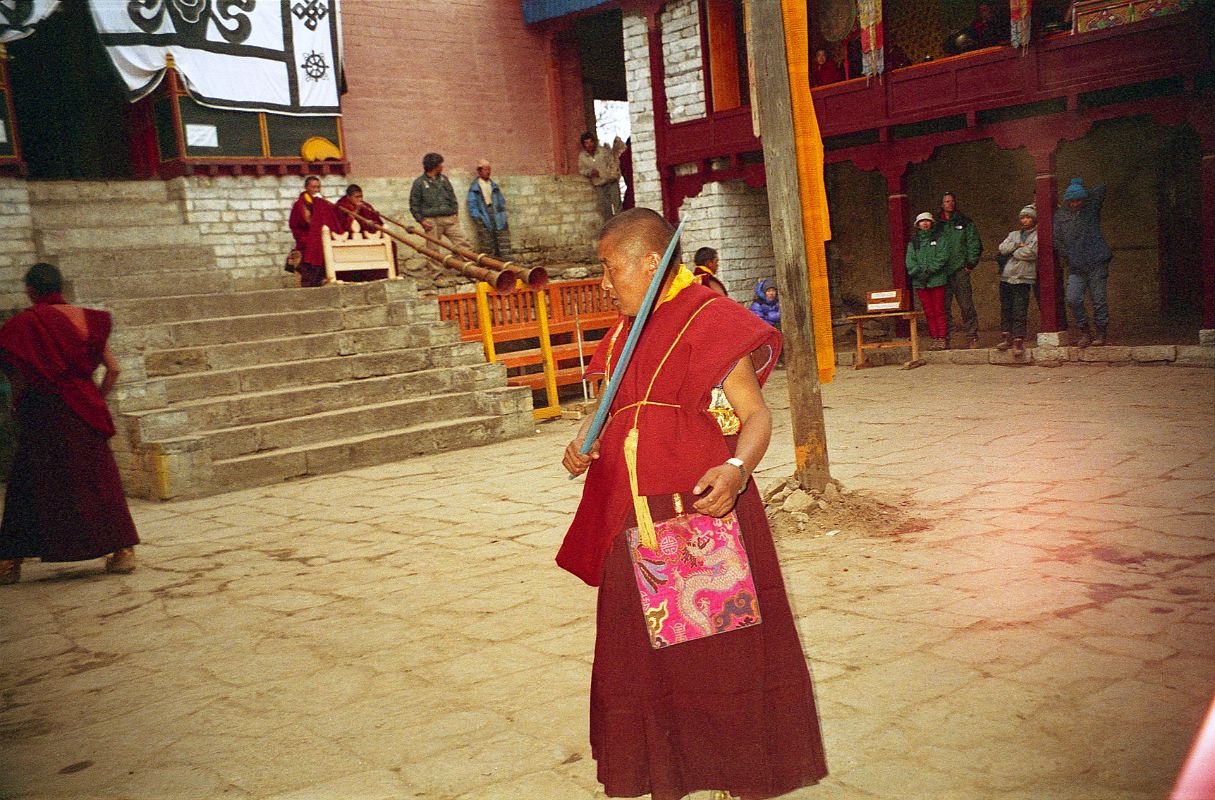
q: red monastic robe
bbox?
[557,279,780,586]
[334,196,384,233]
[0,297,139,562]
[288,192,342,266]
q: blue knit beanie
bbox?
[1063,178,1088,201]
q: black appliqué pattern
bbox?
[301,50,328,82]
[290,0,327,31]
[126,0,253,45]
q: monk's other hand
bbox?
[564,438,599,477]
[692,465,741,517]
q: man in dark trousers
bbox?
[409,152,472,251]
[937,191,983,348]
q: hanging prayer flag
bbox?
[87,0,342,116]
[0,0,61,44]
[1010,0,1032,48]
[857,0,883,78]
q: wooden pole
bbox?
[749,0,832,490]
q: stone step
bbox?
[128,363,508,440]
[154,340,484,403]
[108,280,430,325]
[28,180,174,203]
[37,223,202,253]
[32,200,185,230]
[68,270,232,302]
[50,245,221,278]
[207,409,534,496]
[196,386,529,460]
[142,323,463,376]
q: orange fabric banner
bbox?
[780,0,835,383]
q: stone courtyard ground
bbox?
[2,362,1213,800]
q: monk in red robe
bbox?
[334,184,394,282]
[287,175,341,287]
[560,209,828,799]
[0,263,139,584]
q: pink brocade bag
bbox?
[626,502,762,649]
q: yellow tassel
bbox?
[623,426,657,549]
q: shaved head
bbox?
[599,208,681,270]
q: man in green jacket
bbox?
[409,152,472,252]
[937,192,983,348]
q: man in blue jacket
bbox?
[1053,178,1112,347]
[467,159,512,259]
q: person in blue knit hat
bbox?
[1053,178,1113,347]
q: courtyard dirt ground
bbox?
[2,362,1213,800]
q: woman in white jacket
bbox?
[996,204,1039,357]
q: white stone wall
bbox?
[623,12,662,211]
[661,0,707,124]
[171,172,599,287]
[0,178,37,309]
[678,180,774,304]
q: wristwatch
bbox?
[725,457,749,494]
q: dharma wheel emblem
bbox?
[301,50,329,82]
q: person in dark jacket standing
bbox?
[466,159,511,259]
[906,212,951,350]
[409,152,472,252]
[937,192,983,348]
[1053,178,1112,347]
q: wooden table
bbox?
[846,310,926,369]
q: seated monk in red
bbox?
[334,184,394,282]
[560,208,828,800]
[287,175,341,287]
[0,263,140,584]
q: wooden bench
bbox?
[846,310,926,369]
[436,278,617,395]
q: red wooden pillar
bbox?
[644,8,676,222]
[1202,151,1215,331]
[1031,147,1063,338]
[882,166,910,294]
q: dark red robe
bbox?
[288,192,342,287]
[0,299,139,562]
[559,280,827,800]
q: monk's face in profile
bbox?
[348,190,364,208]
[599,234,659,318]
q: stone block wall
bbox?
[678,180,775,304]
[624,12,662,211]
[661,0,707,124]
[170,171,601,290]
[0,178,37,309]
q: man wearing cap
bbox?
[937,192,983,348]
[996,204,1039,358]
[1053,178,1112,347]
[467,159,512,259]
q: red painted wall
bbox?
[339,0,583,177]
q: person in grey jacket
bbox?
[409,152,473,252]
[1053,178,1112,347]
[996,204,1039,358]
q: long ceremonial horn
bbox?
[337,206,515,293]
[571,218,686,468]
[377,211,549,291]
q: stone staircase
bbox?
[29,182,533,499]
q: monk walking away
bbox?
[560,209,828,799]
[0,263,140,585]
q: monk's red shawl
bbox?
[557,281,781,586]
[334,197,385,233]
[0,299,116,437]
[288,193,342,265]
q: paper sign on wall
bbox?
[185,124,219,148]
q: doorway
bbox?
[8,1,133,179]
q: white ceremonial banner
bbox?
[87,0,340,116]
[0,0,61,44]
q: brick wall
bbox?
[661,0,707,124]
[678,180,774,304]
[0,178,37,309]
[340,0,582,178]
[624,12,662,211]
